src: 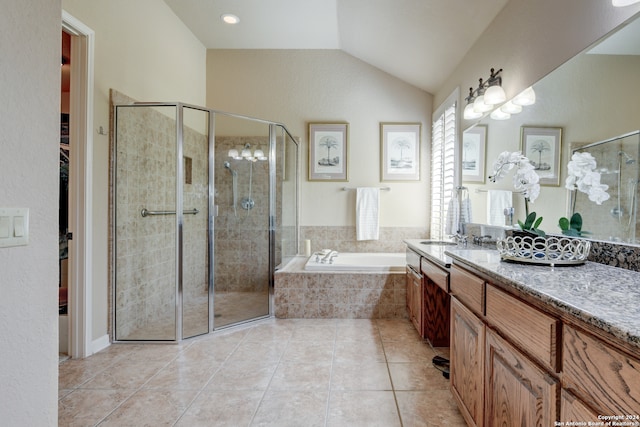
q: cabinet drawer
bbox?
[421,258,449,292]
[563,325,640,414]
[450,265,484,316]
[485,285,559,372]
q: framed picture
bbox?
[520,126,563,186]
[380,122,421,181]
[462,125,487,183]
[308,122,349,181]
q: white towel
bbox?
[461,196,473,225]
[445,191,459,235]
[487,190,512,226]
[356,187,380,241]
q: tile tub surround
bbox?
[275,257,407,319]
[300,226,428,255]
[445,248,640,350]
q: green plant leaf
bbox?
[533,216,543,229]
[558,217,570,231]
[523,212,537,229]
[570,213,583,232]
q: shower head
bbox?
[224,161,237,176]
[619,151,636,165]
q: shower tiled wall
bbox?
[214,137,271,293]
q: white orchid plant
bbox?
[489,151,544,235]
[489,151,541,203]
[564,151,610,205]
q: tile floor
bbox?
[59,318,466,426]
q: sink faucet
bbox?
[452,234,468,246]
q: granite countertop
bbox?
[404,239,491,268]
[445,248,640,352]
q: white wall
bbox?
[0,1,61,424]
[207,49,433,227]
[61,0,207,344]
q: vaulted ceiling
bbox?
[163,0,509,93]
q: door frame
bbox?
[62,11,94,358]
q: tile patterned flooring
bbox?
[59,318,466,426]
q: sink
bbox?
[420,240,458,246]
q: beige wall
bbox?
[62,0,207,344]
[207,50,433,228]
[1,1,61,424]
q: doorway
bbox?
[61,12,95,358]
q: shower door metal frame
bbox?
[112,102,298,343]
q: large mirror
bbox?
[463,13,640,245]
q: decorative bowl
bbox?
[496,234,591,266]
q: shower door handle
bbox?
[214,205,219,217]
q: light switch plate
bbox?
[0,208,29,248]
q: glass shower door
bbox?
[114,105,178,341]
[181,106,212,338]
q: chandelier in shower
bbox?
[228,143,267,162]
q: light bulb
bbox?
[500,101,522,114]
[221,14,240,24]
[490,108,511,120]
[253,149,266,160]
[464,103,482,120]
[228,149,238,158]
[513,87,536,106]
[473,95,493,113]
[484,85,506,105]
[241,148,252,158]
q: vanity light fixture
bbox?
[229,144,267,162]
[465,68,506,117]
[463,87,483,120]
[612,0,640,6]
[221,13,240,24]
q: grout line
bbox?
[377,319,405,427]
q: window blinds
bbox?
[430,103,456,240]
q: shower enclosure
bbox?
[572,130,640,244]
[112,103,298,341]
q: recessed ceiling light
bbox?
[221,13,240,25]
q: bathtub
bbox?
[304,252,406,272]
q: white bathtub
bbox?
[304,252,406,272]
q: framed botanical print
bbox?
[380,122,421,181]
[462,125,487,183]
[308,122,349,181]
[520,126,563,186]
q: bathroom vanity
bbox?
[445,248,640,426]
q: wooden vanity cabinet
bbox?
[451,296,485,427]
[449,264,559,426]
[449,262,640,426]
[406,266,424,336]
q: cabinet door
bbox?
[485,328,559,426]
[451,297,485,427]
[561,389,600,423]
[406,267,422,335]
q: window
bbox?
[430,91,458,240]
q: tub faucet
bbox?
[328,251,339,264]
[322,250,337,263]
